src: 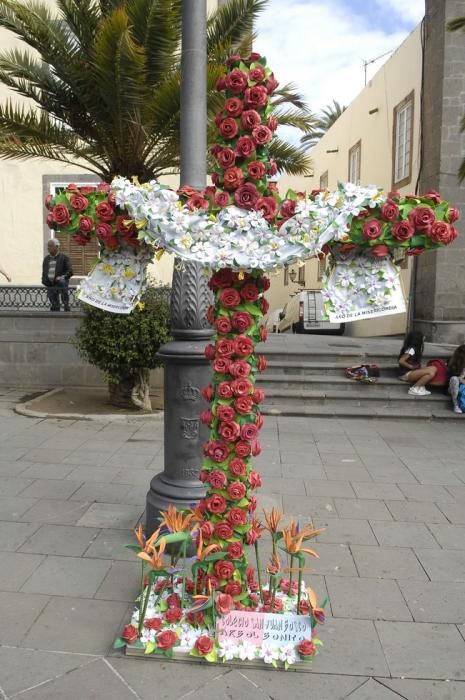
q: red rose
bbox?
[73,232,90,246]
[392,221,414,241]
[213,357,231,374]
[215,316,232,334]
[234,396,254,415]
[429,221,455,244]
[256,412,264,429]
[121,624,138,644]
[204,574,220,591]
[425,190,442,204]
[408,206,435,232]
[216,338,235,357]
[231,378,253,396]
[260,326,268,342]
[256,196,278,222]
[249,65,265,82]
[227,507,247,526]
[167,593,181,607]
[380,199,399,221]
[204,185,217,201]
[299,600,311,615]
[229,360,251,378]
[248,495,257,512]
[207,470,228,489]
[210,269,234,289]
[201,385,214,401]
[235,135,256,158]
[215,593,234,616]
[79,216,94,233]
[371,244,390,258]
[215,521,234,539]
[268,159,278,176]
[205,344,215,360]
[200,410,213,425]
[448,207,460,223]
[219,288,241,308]
[216,404,235,422]
[234,336,254,357]
[244,85,268,108]
[266,76,279,93]
[225,68,248,94]
[206,494,227,514]
[206,440,230,463]
[227,542,244,560]
[298,639,316,657]
[247,161,266,180]
[144,617,162,631]
[227,481,247,500]
[70,194,88,212]
[267,115,279,131]
[95,201,115,221]
[195,635,214,656]
[186,193,209,211]
[201,521,215,539]
[406,247,424,256]
[259,275,270,290]
[225,581,242,597]
[215,560,235,580]
[178,184,199,198]
[229,457,247,477]
[235,441,251,458]
[231,311,253,333]
[252,125,272,145]
[217,381,234,399]
[246,528,260,545]
[199,469,208,482]
[211,144,222,158]
[240,283,259,302]
[45,194,54,210]
[281,199,297,218]
[219,118,239,140]
[362,220,382,240]
[214,192,231,208]
[241,109,262,130]
[95,222,115,244]
[249,471,262,488]
[217,148,236,169]
[223,166,244,190]
[164,607,182,624]
[218,420,241,441]
[241,423,258,440]
[116,214,135,237]
[234,183,260,209]
[338,243,358,253]
[388,189,400,200]
[257,355,267,372]
[157,630,178,650]
[52,204,70,227]
[46,212,56,229]
[224,97,243,117]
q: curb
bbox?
[14,387,164,422]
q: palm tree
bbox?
[447,16,465,181]
[300,99,346,150]
[0,0,314,181]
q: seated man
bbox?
[42,238,73,311]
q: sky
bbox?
[254,0,425,128]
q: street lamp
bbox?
[145,0,212,535]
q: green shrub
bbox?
[75,286,172,384]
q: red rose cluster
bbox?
[195,267,270,604]
[328,189,459,259]
[45,182,139,251]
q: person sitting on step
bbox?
[398,331,437,397]
[447,345,465,414]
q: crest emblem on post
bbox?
[180,417,199,440]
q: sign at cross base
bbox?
[216,611,312,648]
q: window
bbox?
[319,171,328,190]
[348,140,361,184]
[283,265,289,286]
[298,265,306,286]
[393,91,414,188]
[49,181,99,276]
[317,257,326,281]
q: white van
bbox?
[278,290,345,335]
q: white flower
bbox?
[279,643,298,665]
[238,642,258,661]
[218,639,238,661]
[261,645,280,664]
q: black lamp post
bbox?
[145,0,212,534]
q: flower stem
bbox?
[297,567,303,613]
[181,540,187,610]
[254,542,264,603]
[288,555,294,594]
[138,574,154,636]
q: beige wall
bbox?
[267,24,422,336]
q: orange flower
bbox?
[263,507,284,534]
[281,519,321,558]
[307,587,326,624]
[195,530,221,562]
[137,537,167,570]
[159,504,196,533]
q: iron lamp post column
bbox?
[146,0,212,534]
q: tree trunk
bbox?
[108,369,152,411]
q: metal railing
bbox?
[0,285,80,311]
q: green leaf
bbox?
[205,648,218,663]
[145,641,156,655]
[124,544,142,553]
[204,551,228,562]
[113,637,126,649]
[271,659,277,668]
[242,302,262,316]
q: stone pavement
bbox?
[0,387,465,699]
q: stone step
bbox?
[257,373,434,392]
[261,386,448,406]
[264,360,402,377]
[260,404,462,421]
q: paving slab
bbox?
[237,670,366,700]
[316,518,378,546]
[75,503,144,529]
[19,499,91,525]
[0,551,45,591]
[94,560,140,602]
[0,591,50,644]
[0,495,38,520]
[335,498,393,520]
[385,500,448,523]
[350,545,428,581]
[399,580,465,623]
[346,678,406,699]
[0,475,33,496]
[376,621,465,680]
[427,523,465,549]
[351,483,405,501]
[383,678,465,700]
[22,596,129,654]
[82,528,136,561]
[0,647,96,697]
[21,554,112,597]
[326,576,412,621]
[282,494,338,519]
[398,484,456,502]
[370,521,440,549]
[69,482,132,503]
[0,521,40,551]
[305,479,356,498]
[18,478,83,500]
[306,542,358,577]
[414,549,465,582]
[19,524,100,557]
[437,502,465,524]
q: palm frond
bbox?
[447,16,465,32]
[207,0,267,56]
[273,107,318,134]
[268,138,313,176]
[272,82,308,110]
[56,0,101,54]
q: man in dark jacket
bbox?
[42,238,73,311]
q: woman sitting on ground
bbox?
[448,345,465,414]
[398,331,437,396]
